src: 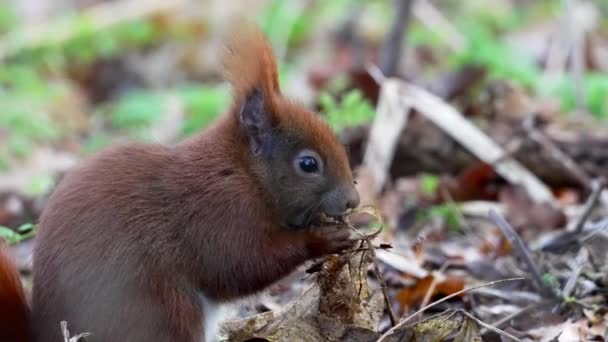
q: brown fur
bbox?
[0,245,30,342]
[0,23,359,342]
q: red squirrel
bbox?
[0,23,359,342]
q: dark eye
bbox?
[298,156,318,173]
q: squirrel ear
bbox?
[239,88,274,156]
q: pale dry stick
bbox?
[61,321,68,342]
[60,321,90,342]
[376,277,525,342]
[419,261,453,310]
[375,249,428,278]
[488,210,558,299]
[397,81,555,204]
[362,78,412,194]
[459,310,522,342]
[0,0,189,61]
[366,63,387,85]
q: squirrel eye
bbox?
[294,149,323,176]
[298,156,318,173]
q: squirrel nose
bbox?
[345,186,360,210]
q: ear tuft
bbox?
[239,88,274,156]
[222,20,281,102]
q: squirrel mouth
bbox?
[289,210,347,229]
[313,212,346,227]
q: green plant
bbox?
[13,17,166,70]
[418,203,462,231]
[451,22,540,89]
[547,73,608,120]
[258,0,316,49]
[0,65,64,162]
[26,174,56,197]
[109,90,165,131]
[420,173,440,196]
[543,272,560,289]
[0,223,36,245]
[179,85,230,136]
[0,4,18,34]
[319,89,376,132]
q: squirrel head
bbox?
[222,22,359,228]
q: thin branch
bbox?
[367,239,397,326]
[419,261,453,310]
[522,115,593,189]
[379,0,414,77]
[579,219,608,243]
[487,302,547,331]
[376,277,525,342]
[569,178,606,233]
[562,248,587,298]
[488,210,558,299]
[459,310,522,342]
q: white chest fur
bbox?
[199,294,224,342]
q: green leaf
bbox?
[110,90,164,130]
[421,173,440,196]
[0,226,20,244]
[26,174,55,196]
[17,223,34,233]
[179,85,230,136]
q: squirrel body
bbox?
[0,23,359,342]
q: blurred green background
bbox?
[0,0,607,240]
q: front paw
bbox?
[305,225,356,258]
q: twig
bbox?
[487,302,546,331]
[379,0,414,77]
[459,310,522,342]
[419,261,453,310]
[61,321,91,342]
[376,277,525,342]
[579,219,608,243]
[568,178,606,233]
[522,115,593,188]
[366,239,397,326]
[488,210,558,299]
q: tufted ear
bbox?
[222,21,281,101]
[239,88,274,156]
